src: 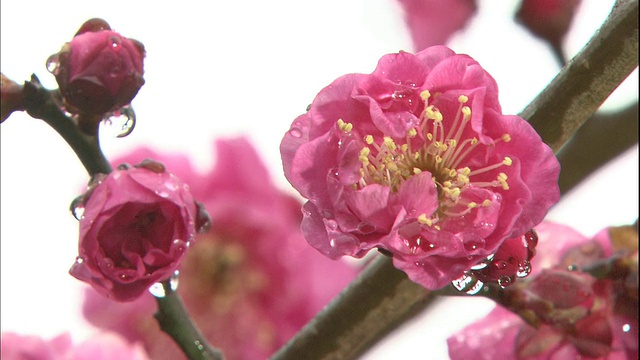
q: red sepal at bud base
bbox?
[1,73,25,122]
[47,18,145,117]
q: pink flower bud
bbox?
[516,0,582,50]
[69,160,198,302]
[49,18,145,116]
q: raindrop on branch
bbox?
[101,105,136,137]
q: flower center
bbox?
[338,91,513,228]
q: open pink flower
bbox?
[49,18,145,116]
[447,222,639,359]
[69,161,198,302]
[281,46,560,289]
[1,332,149,360]
[395,0,477,51]
[82,137,358,360]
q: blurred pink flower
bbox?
[516,0,582,52]
[49,18,145,116]
[1,332,149,360]
[69,160,198,302]
[82,137,359,360]
[395,0,477,51]
[281,46,560,290]
[447,222,639,359]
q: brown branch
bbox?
[522,0,639,153]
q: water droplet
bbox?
[498,276,513,288]
[470,260,488,270]
[516,260,532,278]
[321,209,334,218]
[325,219,338,231]
[524,229,538,248]
[117,163,131,170]
[46,53,60,75]
[494,260,508,270]
[170,270,179,291]
[75,256,84,264]
[195,201,212,234]
[194,340,205,351]
[357,222,376,234]
[329,234,359,256]
[288,128,302,138]
[101,105,136,138]
[149,283,166,298]
[622,323,631,332]
[452,272,484,294]
[108,35,122,48]
[567,264,578,271]
[135,158,165,173]
[118,272,134,281]
[100,258,115,270]
[69,195,85,220]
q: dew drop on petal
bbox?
[452,272,484,294]
[325,219,338,231]
[357,222,376,234]
[101,105,136,138]
[498,276,513,288]
[46,53,60,75]
[516,260,532,278]
[108,35,122,48]
[288,128,303,138]
[149,283,166,298]
[470,260,488,270]
[69,195,85,220]
[329,234,359,256]
[494,260,508,270]
[169,270,179,291]
[622,323,631,332]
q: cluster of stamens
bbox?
[336,90,514,229]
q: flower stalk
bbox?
[153,280,224,360]
[22,74,112,176]
[272,1,638,358]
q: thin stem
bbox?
[272,1,639,358]
[522,0,639,153]
[154,280,224,360]
[22,74,112,176]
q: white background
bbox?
[1,1,637,359]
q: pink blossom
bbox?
[82,137,359,360]
[1,332,149,360]
[69,160,198,302]
[281,46,560,289]
[50,18,145,115]
[395,0,477,51]
[516,0,582,50]
[447,222,639,359]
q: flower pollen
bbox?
[351,91,513,227]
